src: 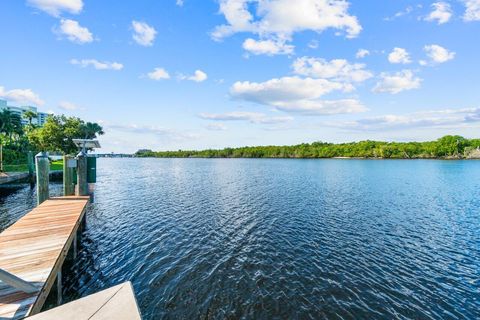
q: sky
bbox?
[1,0,479,153]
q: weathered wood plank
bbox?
[0,196,90,319]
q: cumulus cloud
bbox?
[0,86,44,106]
[331,107,480,131]
[232,77,347,103]
[27,0,83,16]
[58,101,84,110]
[179,70,208,82]
[292,57,373,83]
[372,70,422,94]
[356,49,370,59]
[55,19,93,44]
[147,68,170,80]
[199,111,293,124]
[131,21,157,46]
[70,59,123,70]
[242,38,294,55]
[425,2,453,24]
[230,76,365,115]
[423,44,455,64]
[463,0,480,21]
[388,47,411,64]
[211,0,361,55]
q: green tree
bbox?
[22,110,37,126]
[27,115,104,154]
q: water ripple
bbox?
[1,159,479,319]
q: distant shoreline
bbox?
[133,156,479,160]
[135,135,480,160]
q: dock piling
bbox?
[76,151,88,196]
[35,152,50,205]
[63,155,75,196]
[56,271,62,305]
[27,151,35,187]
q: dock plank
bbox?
[0,196,90,319]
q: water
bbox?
[1,159,479,319]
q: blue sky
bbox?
[1,0,479,153]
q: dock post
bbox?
[73,233,78,258]
[56,271,62,305]
[76,151,88,196]
[63,155,75,196]
[35,152,49,205]
[27,151,35,187]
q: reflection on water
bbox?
[1,159,479,319]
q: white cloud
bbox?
[373,70,422,94]
[205,123,227,131]
[425,2,453,24]
[332,107,480,131]
[292,57,373,83]
[58,101,83,110]
[108,123,199,141]
[356,49,370,59]
[70,59,123,70]
[308,40,319,49]
[463,0,480,21]
[176,0,184,6]
[147,68,170,80]
[212,0,361,55]
[385,6,413,20]
[272,99,367,115]
[242,38,294,55]
[179,70,208,82]
[56,19,93,44]
[423,44,455,64]
[199,111,293,124]
[232,77,347,103]
[131,21,157,46]
[388,47,411,64]
[0,86,44,106]
[27,0,83,16]
[230,76,365,115]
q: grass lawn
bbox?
[2,160,63,173]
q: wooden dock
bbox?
[0,196,90,319]
[0,173,29,185]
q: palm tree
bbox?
[82,122,104,139]
[0,109,12,134]
[23,110,37,126]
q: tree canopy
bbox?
[27,115,104,154]
[136,135,480,159]
[0,113,104,167]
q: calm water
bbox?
[1,158,479,319]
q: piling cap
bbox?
[77,150,87,158]
[35,151,48,158]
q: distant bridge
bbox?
[95,153,135,158]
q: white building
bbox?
[0,99,49,126]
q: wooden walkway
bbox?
[0,173,29,185]
[0,196,90,319]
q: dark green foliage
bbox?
[1,113,104,170]
[26,115,104,155]
[136,135,480,159]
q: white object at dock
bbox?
[28,281,141,320]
